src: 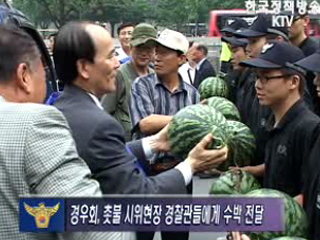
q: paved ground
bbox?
[154,176,227,240]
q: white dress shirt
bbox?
[115,47,129,62]
[179,62,195,85]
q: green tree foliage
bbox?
[12,0,245,32]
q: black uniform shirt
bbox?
[264,99,320,197]
[303,126,320,240]
[235,68,257,125]
[299,37,319,57]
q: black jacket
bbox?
[193,59,216,89]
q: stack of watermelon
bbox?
[199,76,229,100]
[168,76,256,171]
[244,189,309,240]
[168,104,228,159]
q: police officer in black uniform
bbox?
[240,41,320,198]
[221,36,248,105]
[288,10,320,115]
[232,14,294,177]
[295,50,320,240]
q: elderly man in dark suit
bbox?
[0,24,125,240]
[53,21,228,196]
[192,43,216,89]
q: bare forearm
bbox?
[243,164,265,177]
[294,194,303,206]
[140,114,173,135]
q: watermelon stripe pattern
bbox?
[245,189,309,240]
[169,104,228,159]
[226,120,256,167]
[209,169,261,195]
[207,96,241,121]
[199,76,229,100]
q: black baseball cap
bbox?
[233,13,271,38]
[221,17,249,34]
[240,41,306,75]
[221,36,248,47]
[233,13,289,41]
[295,50,320,73]
[267,25,289,41]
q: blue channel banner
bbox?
[20,196,284,233]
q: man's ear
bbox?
[76,59,90,80]
[290,74,300,90]
[178,54,187,66]
[16,63,32,94]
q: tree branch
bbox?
[35,0,60,28]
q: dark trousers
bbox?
[136,182,192,240]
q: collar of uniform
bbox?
[266,99,305,131]
[298,37,310,50]
[0,95,5,102]
[196,58,207,71]
[87,92,104,110]
[155,74,187,93]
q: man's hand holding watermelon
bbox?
[147,123,228,173]
[186,133,228,173]
[229,164,265,178]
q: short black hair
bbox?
[0,24,40,82]
[196,44,208,56]
[266,33,289,42]
[282,68,305,96]
[117,23,135,36]
[53,21,96,85]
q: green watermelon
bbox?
[271,237,308,240]
[199,76,229,100]
[209,169,261,195]
[225,120,256,168]
[168,104,228,159]
[206,96,241,121]
[245,189,309,240]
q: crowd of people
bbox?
[1,2,320,240]
[220,12,320,240]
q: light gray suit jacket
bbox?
[0,96,125,240]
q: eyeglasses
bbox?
[256,74,291,84]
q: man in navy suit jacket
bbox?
[192,43,216,89]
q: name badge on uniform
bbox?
[277,144,287,156]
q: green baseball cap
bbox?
[130,23,157,47]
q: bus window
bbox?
[209,10,256,37]
[308,18,320,37]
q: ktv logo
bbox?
[20,198,65,233]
